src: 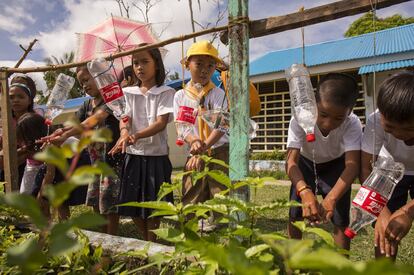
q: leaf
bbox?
[208,158,230,169]
[34,146,69,174]
[288,248,352,271]
[70,212,107,229]
[292,221,306,232]
[244,244,269,258]
[231,226,253,238]
[192,171,208,183]
[0,193,47,229]
[152,228,185,243]
[49,233,80,256]
[44,182,78,208]
[7,237,47,272]
[94,161,116,177]
[304,227,335,247]
[91,128,113,143]
[157,181,180,201]
[207,170,231,189]
[119,201,177,212]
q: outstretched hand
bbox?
[300,189,322,225]
[37,128,68,147]
[108,134,133,155]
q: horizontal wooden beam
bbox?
[221,0,411,43]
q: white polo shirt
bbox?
[123,85,175,156]
[362,110,414,175]
[173,86,229,155]
[287,112,362,164]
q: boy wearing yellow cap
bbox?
[173,41,229,215]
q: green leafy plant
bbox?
[120,156,414,275]
[250,149,286,161]
[0,120,115,274]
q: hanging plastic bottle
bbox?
[285,64,317,142]
[344,156,405,239]
[200,110,258,139]
[175,92,199,146]
[44,73,75,126]
[87,58,129,122]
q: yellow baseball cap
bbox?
[182,40,226,70]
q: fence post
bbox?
[0,71,19,192]
[228,0,250,203]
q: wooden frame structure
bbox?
[0,0,410,193]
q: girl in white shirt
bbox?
[109,46,175,241]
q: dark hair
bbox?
[131,44,166,87]
[316,73,359,108]
[377,70,414,123]
[10,74,37,112]
[16,113,47,149]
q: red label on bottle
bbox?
[176,106,197,124]
[100,82,124,103]
[352,186,388,217]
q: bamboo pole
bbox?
[14,39,38,68]
[228,0,250,203]
[0,71,19,192]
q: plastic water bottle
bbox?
[200,110,258,139]
[44,73,75,126]
[87,58,129,122]
[344,156,405,239]
[175,93,199,146]
[285,64,317,142]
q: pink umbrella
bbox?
[75,16,158,78]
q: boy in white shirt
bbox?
[287,73,362,250]
[173,41,229,208]
[361,71,414,259]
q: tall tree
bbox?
[41,51,83,105]
[345,12,414,37]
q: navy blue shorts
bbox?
[387,175,414,213]
[289,154,351,227]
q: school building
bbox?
[249,23,414,152]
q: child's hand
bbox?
[38,128,67,147]
[190,139,206,155]
[385,207,414,249]
[108,133,130,155]
[186,155,204,171]
[374,207,394,256]
[320,195,336,222]
[299,189,321,225]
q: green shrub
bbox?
[250,149,286,161]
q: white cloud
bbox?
[0,59,47,93]
[4,0,414,78]
[9,0,228,77]
[0,0,36,32]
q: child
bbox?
[286,73,362,250]
[173,41,229,227]
[4,75,39,187]
[109,46,175,242]
[41,66,122,235]
[360,71,414,259]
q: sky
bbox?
[1,0,414,94]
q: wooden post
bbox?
[228,0,249,203]
[0,72,19,192]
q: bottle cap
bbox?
[44,119,52,126]
[176,139,184,146]
[344,228,356,239]
[306,133,315,142]
[121,116,129,123]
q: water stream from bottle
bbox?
[311,146,319,195]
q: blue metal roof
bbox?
[359,58,414,74]
[250,23,414,76]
